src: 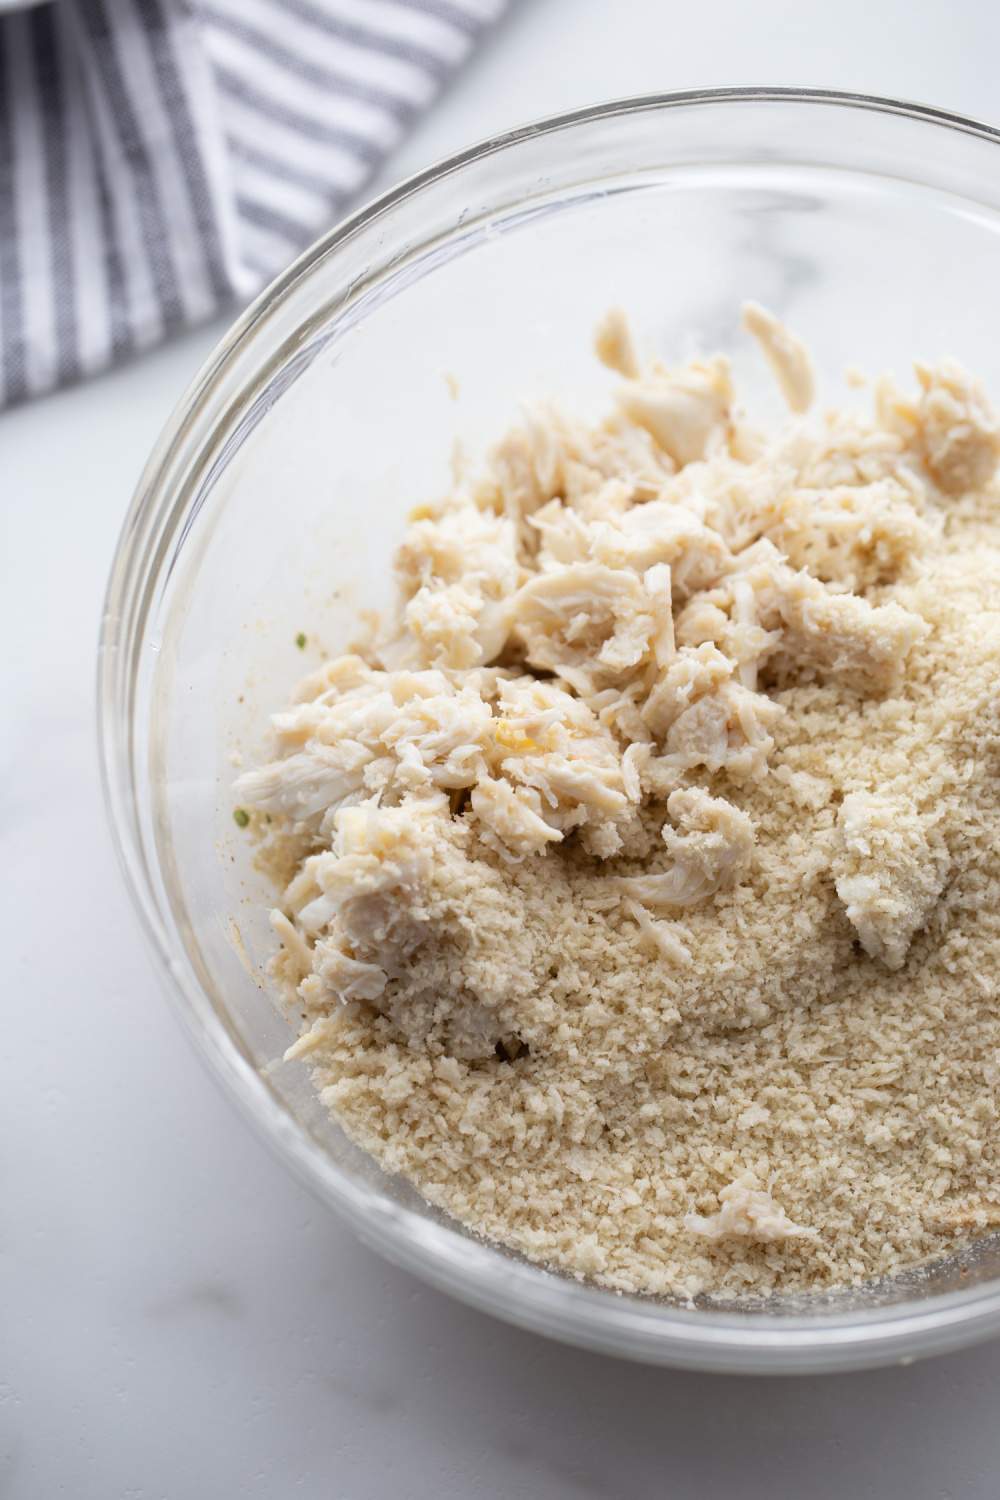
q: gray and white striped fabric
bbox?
[0,0,506,407]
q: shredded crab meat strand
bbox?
[742,300,815,414]
[684,1172,818,1243]
[618,789,755,908]
[624,898,693,965]
[593,305,640,379]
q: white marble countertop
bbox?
[6,1,1000,1495]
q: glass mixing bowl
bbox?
[99,88,1000,1373]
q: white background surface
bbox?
[5,1,1000,1495]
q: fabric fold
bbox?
[0,0,506,407]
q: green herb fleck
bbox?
[233,807,250,829]
[295,631,307,650]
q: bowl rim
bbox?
[99,85,1000,1373]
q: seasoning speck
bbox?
[233,807,250,828]
[295,632,307,650]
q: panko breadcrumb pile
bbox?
[236,304,1000,1300]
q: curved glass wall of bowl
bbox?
[100,91,1000,1372]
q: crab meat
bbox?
[619,788,754,909]
[833,791,950,969]
[685,1171,817,1243]
[742,301,815,413]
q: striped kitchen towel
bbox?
[0,0,507,408]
